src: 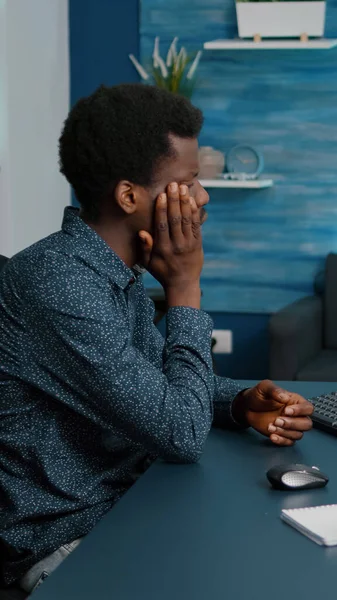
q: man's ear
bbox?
[114,180,137,215]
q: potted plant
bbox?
[235,0,326,39]
[129,37,202,99]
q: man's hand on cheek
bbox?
[232,379,314,446]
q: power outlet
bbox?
[212,329,233,354]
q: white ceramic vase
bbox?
[198,147,225,179]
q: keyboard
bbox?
[310,391,337,436]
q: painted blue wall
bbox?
[69,0,139,206]
[69,0,139,105]
[141,0,337,314]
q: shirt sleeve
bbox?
[213,375,248,430]
[21,255,215,464]
[145,298,248,430]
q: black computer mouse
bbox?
[266,463,329,491]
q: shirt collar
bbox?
[61,206,141,290]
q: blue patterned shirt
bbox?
[0,207,242,585]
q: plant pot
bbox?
[236,1,326,39]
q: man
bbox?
[0,84,313,596]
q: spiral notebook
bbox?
[281,504,337,546]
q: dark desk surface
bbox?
[35,381,337,600]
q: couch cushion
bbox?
[324,253,337,349]
[296,349,337,382]
[314,269,325,296]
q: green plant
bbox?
[129,37,202,99]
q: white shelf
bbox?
[200,178,274,189]
[204,38,337,50]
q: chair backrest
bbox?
[324,253,337,349]
[0,255,8,272]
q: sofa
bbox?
[269,253,337,381]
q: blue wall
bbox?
[69,0,139,105]
[69,0,139,206]
[141,0,337,314]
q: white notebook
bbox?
[281,504,337,546]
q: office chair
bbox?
[0,255,8,271]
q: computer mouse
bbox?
[266,463,329,491]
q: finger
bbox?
[189,195,201,240]
[272,387,292,402]
[255,380,292,404]
[138,231,153,266]
[167,182,183,239]
[269,434,294,446]
[138,230,153,252]
[268,426,303,441]
[272,416,313,432]
[154,193,169,243]
[283,402,314,417]
[180,185,192,237]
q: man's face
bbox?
[137,135,209,236]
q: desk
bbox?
[35,381,337,600]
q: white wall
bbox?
[0,0,70,257]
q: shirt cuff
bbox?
[229,389,250,429]
[166,306,213,339]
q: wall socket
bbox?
[212,329,233,354]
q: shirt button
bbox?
[129,277,136,285]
